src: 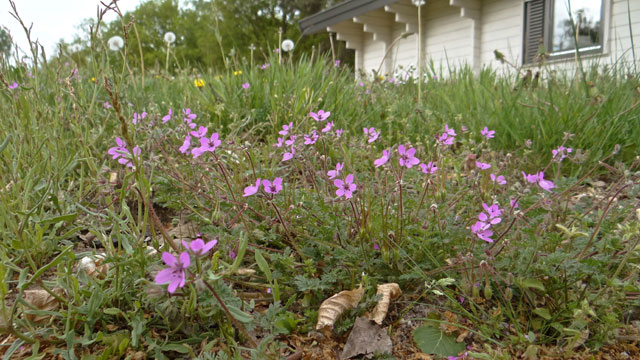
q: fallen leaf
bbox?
[23,288,64,323]
[316,285,364,330]
[77,253,109,278]
[340,317,393,359]
[369,283,402,325]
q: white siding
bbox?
[329,0,639,77]
[480,0,523,71]
[423,0,473,74]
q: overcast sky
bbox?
[1,0,141,57]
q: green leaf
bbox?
[226,304,253,323]
[413,326,466,357]
[254,249,272,283]
[520,278,545,292]
[533,307,552,320]
[39,212,77,225]
[0,135,9,154]
[161,343,190,353]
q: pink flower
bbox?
[335,129,343,138]
[107,137,141,168]
[274,137,284,148]
[282,146,295,161]
[104,101,112,109]
[537,172,555,192]
[261,63,270,70]
[154,252,190,293]
[8,82,18,89]
[328,162,343,179]
[522,171,539,183]
[132,111,147,125]
[304,130,319,145]
[334,174,356,199]
[179,135,191,154]
[374,149,390,168]
[552,146,572,161]
[191,133,221,158]
[310,109,331,121]
[398,145,420,168]
[476,161,491,170]
[183,108,197,128]
[190,126,208,138]
[420,162,437,174]
[438,133,454,146]
[242,82,250,89]
[490,173,506,185]
[363,127,380,143]
[279,122,293,136]
[162,108,172,123]
[182,238,217,256]
[444,124,456,137]
[321,121,334,133]
[285,135,296,146]
[510,198,519,209]
[481,126,495,139]
[243,178,261,197]
[262,177,283,194]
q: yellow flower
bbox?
[90,77,96,83]
[377,74,385,81]
[233,70,242,76]
[194,79,205,88]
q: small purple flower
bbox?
[262,177,283,195]
[537,172,555,192]
[274,137,284,148]
[243,178,261,197]
[182,238,217,256]
[522,171,539,183]
[476,161,491,170]
[321,121,334,133]
[191,133,221,158]
[490,173,506,185]
[398,145,420,168]
[363,127,380,143]
[335,129,343,138]
[8,82,18,89]
[179,135,191,154]
[552,145,572,162]
[373,243,380,251]
[334,174,357,199]
[285,135,296,147]
[190,126,208,138]
[261,63,270,70]
[104,101,112,109]
[444,124,456,137]
[334,60,341,67]
[183,108,197,127]
[438,133,454,146]
[510,198,519,209]
[304,130,319,145]
[420,162,437,174]
[279,122,293,136]
[282,146,295,161]
[162,108,172,123]
[374,149,390,168]
[154,252,190,293]
[328,162,343,179]
[107,137,141,168]
[481,126,495,139]
[242,82,250,89]
[132,111,147,125]
[310,109,331,122]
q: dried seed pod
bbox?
[316,286,364,330]
[369,283,402,325]
[77,254,109,278]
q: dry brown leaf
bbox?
[23,288,63,323]
[440,311,460,334]
[109,172,118,185]
[316,285,364,330]
[235,268,257,276]
[77,254,109,278]
[340,317,392,359]
[369,283,402,325]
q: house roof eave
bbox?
[299,0,399,35]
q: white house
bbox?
[299,0,639,77]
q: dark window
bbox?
[523,0,604,64]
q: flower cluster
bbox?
[243,177,283,196]
[552,145,572,162]
[107,137,141,168]
[471,203,503,243]
[438,124,456,146]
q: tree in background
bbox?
[0,28,13,59]
[94,0,351,72]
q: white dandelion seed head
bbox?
[281,39,294,52]
[164,31,176,44]
[108,36,124,51]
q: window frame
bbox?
[523,0,610,64]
